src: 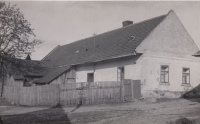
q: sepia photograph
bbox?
[0,1,200,124]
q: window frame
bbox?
[182,68,190,84]
[117,67,125,81]
[160,65,169,83]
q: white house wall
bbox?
[140,53,200,94]
[76,55,141,82]
[76,52,200,96]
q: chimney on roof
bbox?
[122,20,133,27]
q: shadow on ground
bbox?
[182,84,200,98]
[167,117,196,124]
[182,84,200,103]
[184,98,200,103]
[70,103,82,112]
[0,104,71,124]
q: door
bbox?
[124,79,132,101]
[124,79,141,101]
[132,80,141,99]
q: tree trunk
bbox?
[0,61,4,97]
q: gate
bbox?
[123,79,141,101]
[124,79,132,101]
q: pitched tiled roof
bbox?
[7,59,49,77]
[42,14,166,67]
[35,66,71,84]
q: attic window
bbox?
[130,36,135,40]
[75,50,79,54]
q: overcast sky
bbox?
[8,1,200,60]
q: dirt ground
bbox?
[0,98,200,124]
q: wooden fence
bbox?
[4,81,123,106]
[59,81,122,105]
[4,85,60,106]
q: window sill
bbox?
[181,84,191,87]
[159,83,170,85]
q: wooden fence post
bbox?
[120,81,122,102]
[122,80,124,102]
[58,84,61,105]
[131,80,134,101]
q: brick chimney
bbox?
[122,20,133,27]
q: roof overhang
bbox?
[59,52,143,67]
[192,50,200,57]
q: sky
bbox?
[7,1,200,60]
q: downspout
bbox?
[93,34,96,81]
[93,63,95,72]
[93,63,95,83]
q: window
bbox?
[87,73,94,83]
[117,67,124,81]
[160,65,169,83]
[182,68,190,84]
[66,78,76,83]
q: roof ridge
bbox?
[121,14,166,29]
[60,14,167,48]
[14,58,41,63]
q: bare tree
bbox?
[0,2,43,97]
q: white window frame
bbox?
[182,68,190,84]
[160,65,169,83]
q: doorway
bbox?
[87,73,94,82]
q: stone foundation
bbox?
[142,90,184,99]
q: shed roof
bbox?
[13,75,25,80]
[35,66,71,84]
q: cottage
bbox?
[5,10,200,98]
